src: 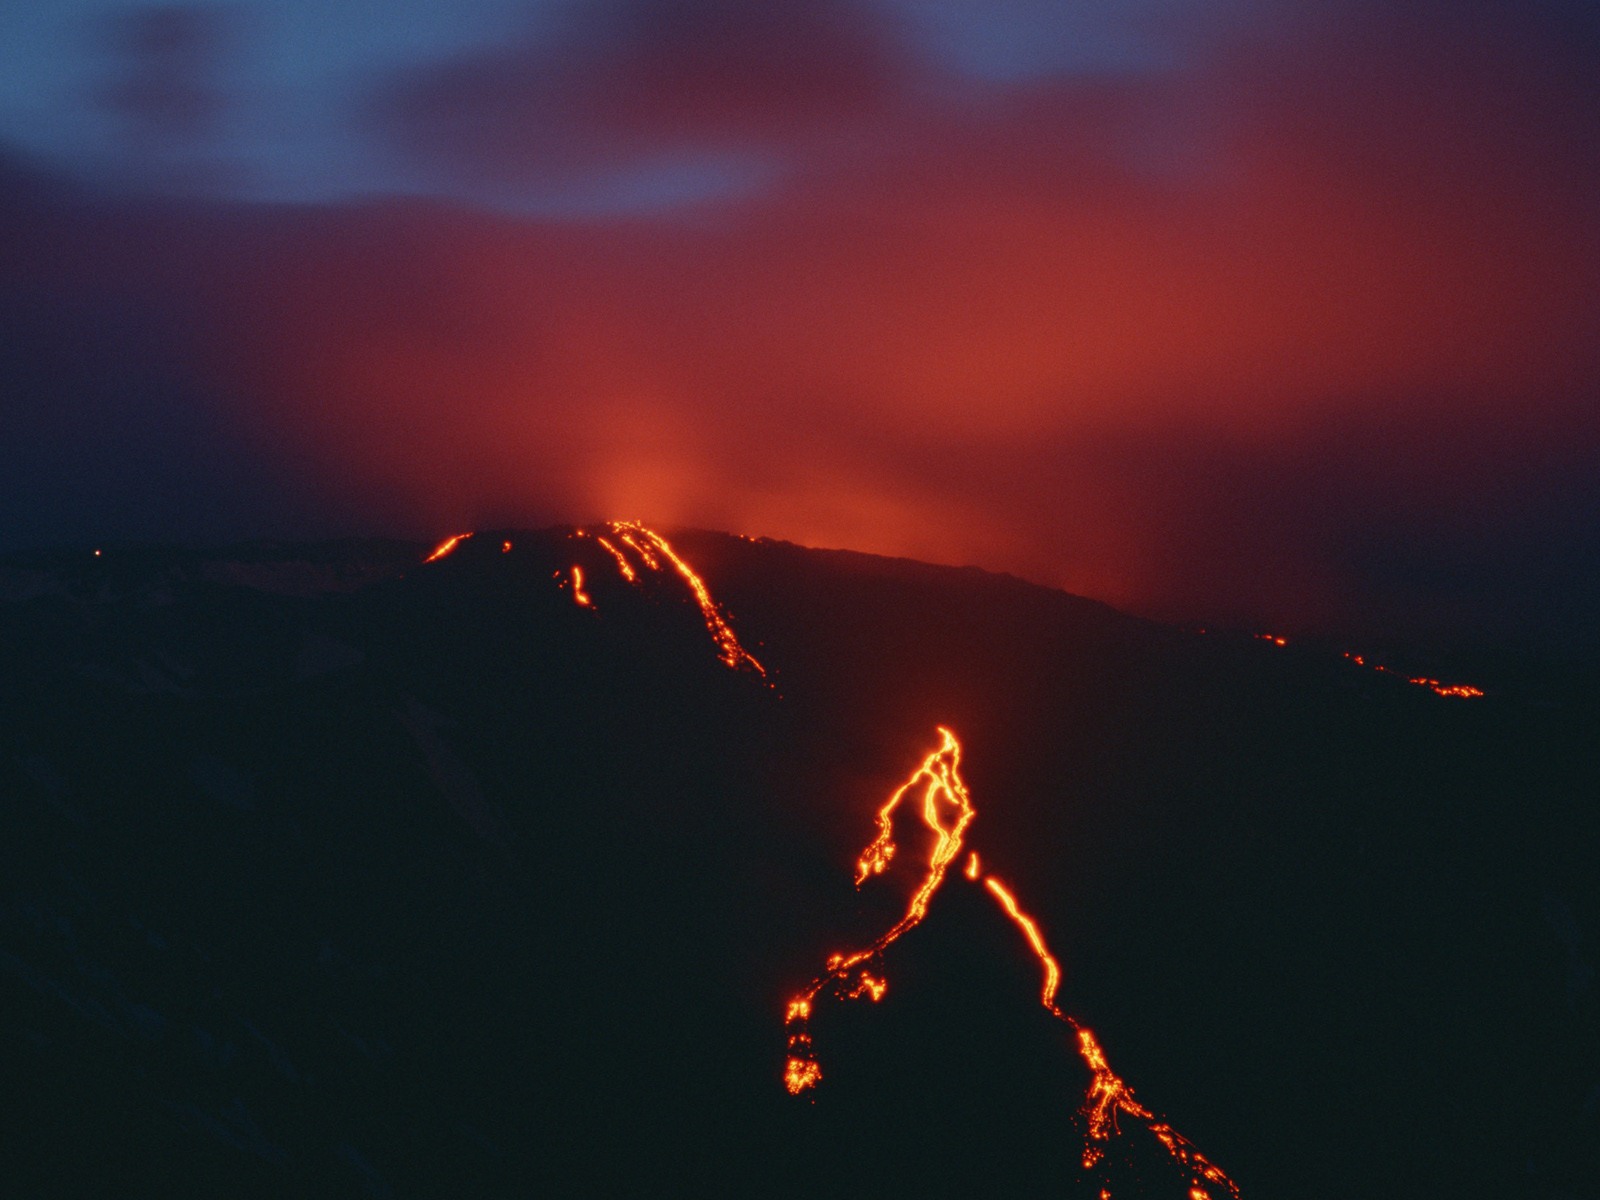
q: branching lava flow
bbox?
[785,727,1240,1199]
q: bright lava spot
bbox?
[570,565,592,607]
[502,540,513,553]
[784,727,1239,1198]
[785,1056,822,1094]
[847,972,888,1002]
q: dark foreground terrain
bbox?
[2,528,1595,1197]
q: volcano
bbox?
[1,527,1594,1197]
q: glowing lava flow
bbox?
[577,522,767,677]
[594,535,637,583]
[984,876,1239,1199]
[569,566,593,607]
[424,532,473,562]
[785,728,1239,1200]
[1242,631,1483,699]
[416,523,764,676]
[784,727,973,1094]
[1342,653,1484,699]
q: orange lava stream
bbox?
[570,565,593,607]
[986,879,1239,1199]
[614,526,661,571]
[1342,652,1483,698]
[593,535,637,583]
[420,524,765,677]
[576,522,767,677]
[1428,683,1485,698]
[610,522,766,675]
[1247,633,1482,698]
[784,727,973,1093]
[423,532,473,562]
[984,876,1060,1008]
[785,727,1239,1199]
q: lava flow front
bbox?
[785,727,1239,1199]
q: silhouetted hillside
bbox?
[2,529,1594,1197]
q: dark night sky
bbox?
[3,0,1597,656]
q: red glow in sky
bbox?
[2,0,1596,655]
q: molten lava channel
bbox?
[423,531,473,562]
[573,522,768,676]
[784,727,1240,1200]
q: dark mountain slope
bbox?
[1,529,1593,1197]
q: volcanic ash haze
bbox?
[2,0,1598,662]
